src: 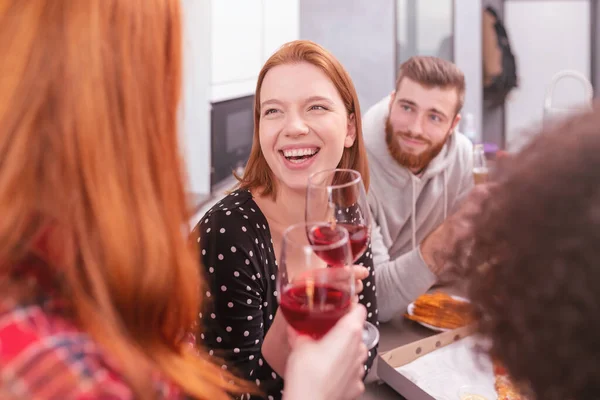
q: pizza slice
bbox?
[493,363,528,400]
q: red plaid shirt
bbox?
[0,266,186,400]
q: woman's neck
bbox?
[255,185,306,228]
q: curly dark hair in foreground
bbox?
[452,105,600,400]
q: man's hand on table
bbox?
[420,184,494,276]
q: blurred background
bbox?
[181,0,599,205]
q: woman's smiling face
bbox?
[258,62,356,192]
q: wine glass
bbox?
[306,169,371,262]
[305,168,379,349]
[472,144,489,185]
[277,222,356,339]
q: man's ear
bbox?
[450,113,462,135]
[345,113,357,148]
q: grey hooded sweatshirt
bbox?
[363,95,474,322]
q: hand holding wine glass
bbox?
[284,303,368,400]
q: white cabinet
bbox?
[210,0,263,102]
[211,0,264,85]
[263,0,300,61]
[180,0,300,194]
[210,0,299,102]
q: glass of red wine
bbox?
[306,169,371,261]
[306,168,379,349]
[277,222,355,339]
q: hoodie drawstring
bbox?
[443,170,448,220]
[411,175,416,250]
[411,171,448,250]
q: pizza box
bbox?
[376,325,496,400]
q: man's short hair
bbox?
[395,56,466,114]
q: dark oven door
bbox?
[210,95,255,190]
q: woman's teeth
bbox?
[281,148,320,163]
[282,148,318,157]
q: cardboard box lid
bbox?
[376,325,475,399]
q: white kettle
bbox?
[543,70,594,126]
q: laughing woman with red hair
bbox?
[196,40,377,400]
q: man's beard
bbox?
[385,118,450,172]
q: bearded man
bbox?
[363,56,474,322]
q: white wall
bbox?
[396,0,454,61]
[504,0,591,151]
[181,0,212,194]
[454,0,483,137]
[300,0,396,111]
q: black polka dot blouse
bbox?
[195,189,379,400]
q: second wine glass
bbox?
[305,168,371,262]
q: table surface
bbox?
[361,285,463,400]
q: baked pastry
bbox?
[404,292,473,330]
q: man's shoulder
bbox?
[450,132,474,169]
[447,133,475,203]
[453,131,474,153]
[363,95,391,141]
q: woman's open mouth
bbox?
[279,147,321,164]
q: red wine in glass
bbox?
[308,225,348,266]
[338,223,368,260]
[309,223,369,264]
[279,280,352,339]
[278,222,355,339]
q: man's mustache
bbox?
[394,130,432,146]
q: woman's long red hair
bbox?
[0,1,246,398]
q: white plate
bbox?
[406,295,470,332]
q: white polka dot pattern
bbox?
[195,189,378,399]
